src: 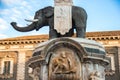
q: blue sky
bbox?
[0,0,120,39]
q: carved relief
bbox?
[49,48,81,80]
[29,67,40,80]
[52,52,76,74]
[89,71,102,80]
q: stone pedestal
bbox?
[27,38,109,80]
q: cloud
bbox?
[30,31,42,35]
[0,18,8,30]
[1,0,23,6]
[0,0,34,26]
[0,34,8,39]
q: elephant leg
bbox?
[76,27,85,38]
[49,29,58,39]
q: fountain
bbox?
[11,0,110,80]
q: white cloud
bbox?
[0,9,10,16]
[0,34,8,39]
[0,18,8,30]
[29,31,42,35]
[1,0,36,24]
[1,0,23,6]
[0,8,21,22]
[21,1,29,7]
[0,0,52,39]
[9,8,32,25]
[10,8,22,21]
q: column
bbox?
[54,0,73,35]
[118,47,120,72]
[17,51,26,80]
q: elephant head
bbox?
[10,6,54,32]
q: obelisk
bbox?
[54,0,73,35]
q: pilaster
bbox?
[118,47,120,72]
[17,51,26,80]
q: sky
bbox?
[0,0,120,39]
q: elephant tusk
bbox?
[25,19,38,22]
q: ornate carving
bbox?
[52,52,76,74]
[49,47,80,80]
[55,0,72,3]
[0,74,13,79]
[29,67,40,80]
[89,71,102,80]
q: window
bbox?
[0,56,14,78]
[3,61,10,74]
[1,59,13,75]
[107,54,115,71]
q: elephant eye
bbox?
[43,10,47,14]
[36,12,39,15]
[36,12,38,15]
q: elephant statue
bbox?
[11,6,87,39]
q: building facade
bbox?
[0,31,120,80]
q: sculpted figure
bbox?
[89,71,102,80]
[11,6,87,39]
[52,52,76,74]
[29,67,40,80]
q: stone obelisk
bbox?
[54,0,73,35]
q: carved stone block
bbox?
[54,0,72,35]
[27,38,109,80]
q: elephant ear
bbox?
[43,6,54,18]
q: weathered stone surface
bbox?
[17,51,26,80]
[118,47,120,72]
[27,38,109,80]
[54,0,72,35]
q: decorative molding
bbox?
[54,0,73,5]
[118,47,120,72]
[0,31,120,45]
[107,54,115,71]
[0,74,13,79]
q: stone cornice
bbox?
[86,30,120,40]
[87,30,120,37]
[0,35,48,45]
[0,30,120,45]
[0,35,49,41]
[87,36,120,41]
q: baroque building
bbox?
[0,31,120,80]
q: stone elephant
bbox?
[11,6,87,39]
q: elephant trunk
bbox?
[10,22,36,32]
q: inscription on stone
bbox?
[54,0,72,35]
